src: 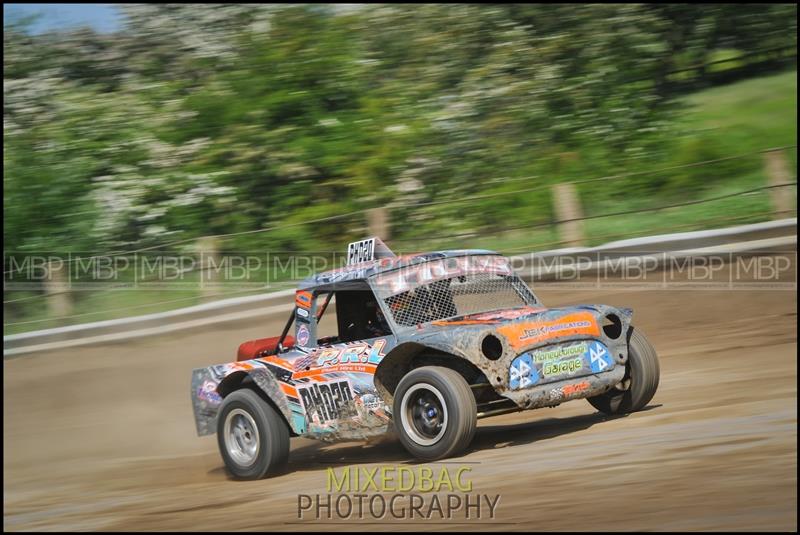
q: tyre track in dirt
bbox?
[4,262,797,531]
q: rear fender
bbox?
[191,365,303,437]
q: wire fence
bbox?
[1,285,286,327]
[390,181,796,245]
[4,206,793,329]
[3,145,797,331]
[4,144,795,277]
[499,209,797,253]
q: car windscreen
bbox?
[370,255,536,328]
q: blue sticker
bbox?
[297,324,310,346]
[509,353,539,390]
[588,341,614,373]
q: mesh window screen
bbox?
[382,272,534,327]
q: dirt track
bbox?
[4,263,798,531]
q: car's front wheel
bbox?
[393,366,477,461]
[587,328,660,415]
[216,388,290,480]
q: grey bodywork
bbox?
[191,251,633,441]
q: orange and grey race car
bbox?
[191,238,659,479]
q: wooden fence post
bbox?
[764,149,796,219]
[44,259,72,317]
[197,236,220,298]
[551,183,586,247]
[367,207,390,240]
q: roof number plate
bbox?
[347,238,375,265]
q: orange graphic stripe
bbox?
[279,383,298,397]
[261,355,294,370]
[497,312,600,350]
[431,306,546,326]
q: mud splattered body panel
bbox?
[191,336,395,440]
[405,304,630,409]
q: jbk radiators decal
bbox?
[297,379,354,425]
[497,312,600,351]
[508,340,614,390]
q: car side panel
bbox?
[191,336,397,440]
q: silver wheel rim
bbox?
[400,383,448,446]
[224,408,260,467]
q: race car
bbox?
[191,237,660,479]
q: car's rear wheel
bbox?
[393,366,477,461]
[587,328,660,415]
[217,388,290,480]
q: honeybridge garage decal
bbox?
[297,379,354,425]
[509,340,615,390]
[297,465,501,521]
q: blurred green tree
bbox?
[3,3,796,256]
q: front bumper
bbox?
[484,305,632,408]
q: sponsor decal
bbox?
[357,393,383,411]
[530,342,587,363]
[496,312,600,350]
[315,339,387,368]
[295,290,313,309]
[543,357,583,377]
[197,380,222,404]
[293,363,378,380]
[563,381,590,396]
[298,379,354,424]
[520,321,592,342]
[509,353,539,389]
[297,307,310,318]
[508,341,613,390]
[548,380,590,402]
[588,340,614,373]
[297,324,311,346]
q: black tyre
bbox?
[216,388,290,480]
[393,366,477,461]
[588,328,660,415]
